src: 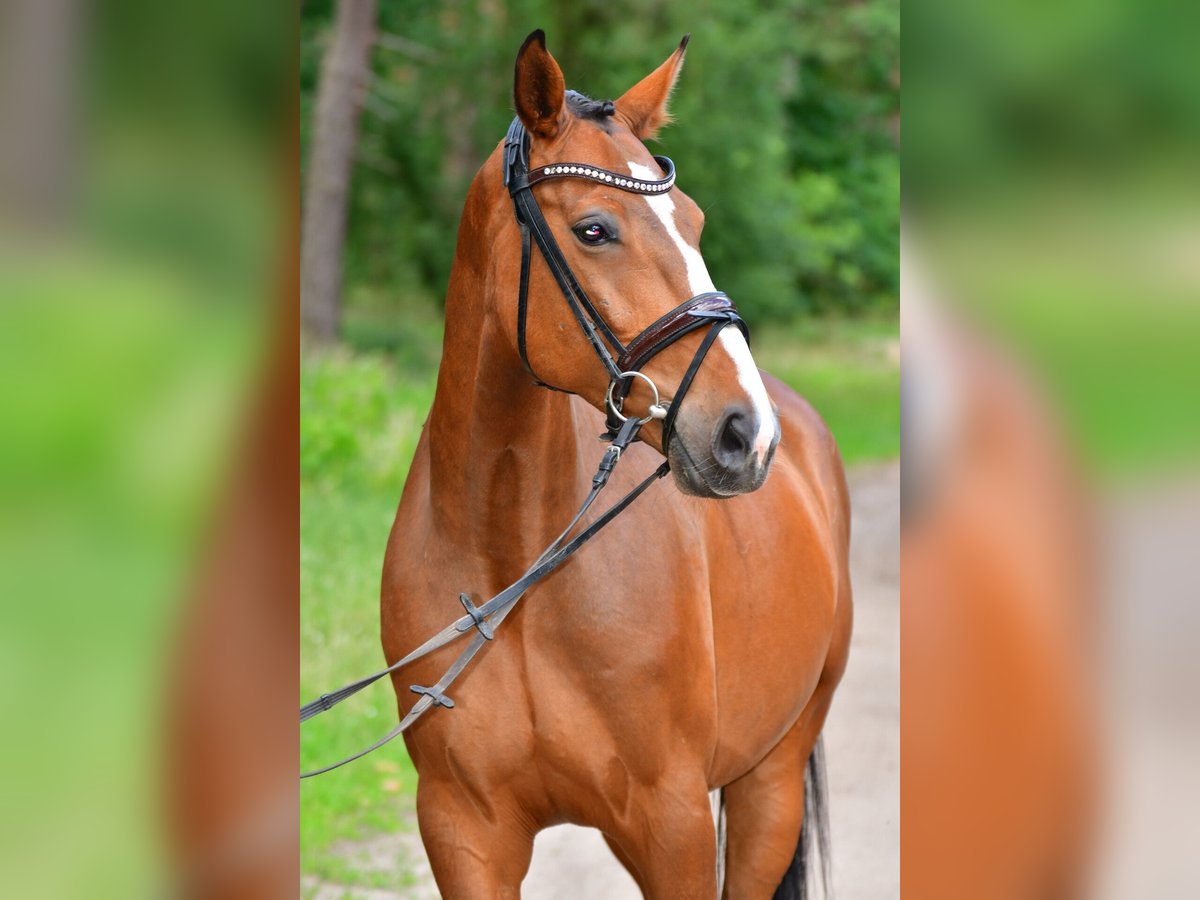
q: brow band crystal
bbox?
[526,155,677,195]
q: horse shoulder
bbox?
[762,371,851,551]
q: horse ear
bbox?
[616,35,690,140]
[513,30,566,140]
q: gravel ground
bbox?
[304,462,901,898]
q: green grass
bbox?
[301,483,423,876]
[300,350,435,879]
[754,315,901,464]
[299,311,898,885]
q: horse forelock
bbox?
[564,89,617,131]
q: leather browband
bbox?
[526,156,676,195]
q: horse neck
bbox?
[426,169,590,563]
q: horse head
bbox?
[500,31,781,498]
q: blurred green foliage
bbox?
[905,0,1200,476]
[905,0,1200,208]
[0,251,258,899]
[300,351,435,492]
[0,0,278,892]
[301,0,899,320]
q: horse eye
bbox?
[574,222,611,245]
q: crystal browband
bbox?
[525,155,676,195]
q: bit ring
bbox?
[605,371,662,425]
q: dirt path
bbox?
[304,462,900,898]
[823,462,900,899]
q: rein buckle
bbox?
[455,593,495,640]
[410,684,455,709]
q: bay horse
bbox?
[381,32,852,898]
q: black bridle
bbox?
[504,116,748,453]
[300,115,747,778]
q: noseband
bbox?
[503,117,748,453]
[300,117,751,777]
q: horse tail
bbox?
[772,735,832,900]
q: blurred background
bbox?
[0,0,291,897]
[905,0,1199,897]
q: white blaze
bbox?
[627,161,777,458]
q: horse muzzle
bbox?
[669,403,780,498]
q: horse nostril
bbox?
[713,410,755,470]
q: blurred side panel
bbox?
[905,0,1200,894]
[903,256,1097,898]
[0,0,295,897]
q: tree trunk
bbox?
[0,0,79,231]
[301,0,377,343]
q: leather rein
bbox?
[300,116,747,778]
